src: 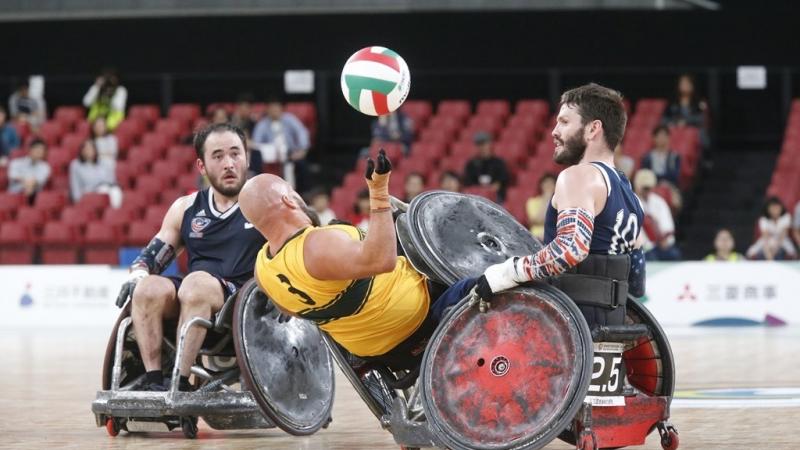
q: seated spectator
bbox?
[641,126,680,187]
[252,97,310,190]
[0,106,20,165]
[704,228,744,262]
[83,68,127,131]
[305,187,336,226]
[793,201,800,248]
[634,169,681,261]
[614,143,634,179]
[439,170,461,193]
[8,81,47,128]
[210,107,229,125]
[69,139,122,208]
[526,173,556,240]
[7,138,50,203]
[230,93,256,135]
[662,73,710,148]
[463,131,510,202]
[746,197,797,260]
[347,189,371,231]
[404,172,425,202]
[91,118,118,164]
[371,110,413,153]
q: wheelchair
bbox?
[91,278,335,439]
[322,191,679,450]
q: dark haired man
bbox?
[115,123,266,391]
[478,83,646,327]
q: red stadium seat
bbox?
[135,174,168,200]
[125,145,160,173]
[102,206,137,235]
[160,188,184,205]
[427,115,462,132]
[205,102,236,115]
[53,106,85,130]
[476,100,511,121]
[83,222,122,265]
[0,222,35,264]
[49,174,70,192]
[0,166,7,190]
[128,104,161,126]
[499,127,536,149]
[37,121,65,147]
[59,206,95,235]
[73,121,91,140]
[341,171,365,190]
[45,149,72,177]
[367,143,404,162]
[168,103,202,124]
[166,145,198,171]
[458,126,495,143]
[419,127,454,144]
[400,157,434,178]
[15,207,47,238]
[437,100,471,122]
[439,155,470,173]
[176,173,201,194]
[114,118,145,153]
[410,142,447,159]
[635,98,668,117]
[60,133,86,158]
[151,160,182,187]
[127,221,160,246]
[463,185,497,202]
[467,115,503,135]
[144,204,170,225]
[34,190,67,218]
[401,100,433,128]
[450,141,476,159]
[0,192,25,219]
[154,118,188,142]
[121,189,157,212]
[139,132,170,156]
[39,222,80,264]
[516,99,550,120]
[76,192,111,215]
[285,102,317,132]
[495,142,528,166]
[114,161,135,190]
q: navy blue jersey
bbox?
[544,162,644,255]
[180,188,266,285]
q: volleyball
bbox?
[340,46,411,116]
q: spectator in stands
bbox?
[90,118,118,164]
[252,97,310,190]
[439,170,461,193]
[8,81,46,128]
[641,126,680,186]
[7,138,50,203]
[69,139,122,208]
[662,73,709,148]
[305,187,336,226]
[83,68,127,131]
[0,106,20,165]
[347,188,371,231]
[634,169,681,261]
[463,131,510,202]
[371,110,414,153]
[793,202,800,250]
[230,93,256,135]
[614,143,634,179]
[746,197,797,260]
[210,107,229,125]
[404,172,426,202]
[526,173,556,240]
[704,228,744,262]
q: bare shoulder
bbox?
[556,164,606,188]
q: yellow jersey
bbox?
[254,224,430,356]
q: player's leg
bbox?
[131,275,180,372]
[175,271,226,382]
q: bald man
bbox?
[239,151,477,370]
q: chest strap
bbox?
[549,254,631,309]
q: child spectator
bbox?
[306,187,336,226]
[439,170,461,193]
[746,197,797,260]
[404,172,426,202]
[704,228,744,262]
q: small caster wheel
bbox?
[105,417,120,437]
[322,415,333,429]
[661,429,679,450]
[400,447,420,450]
[181,416,198,439]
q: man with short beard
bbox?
[114,123,266,391]
[477,83,646,327]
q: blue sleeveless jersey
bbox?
[180,188,266,285]
[544,162,644,255]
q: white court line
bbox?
[672,398,800,409]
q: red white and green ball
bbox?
[341,46,411,116]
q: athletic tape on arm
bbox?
[518,207,594,280]
[132,237,176,275]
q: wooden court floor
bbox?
[1,326,798,449]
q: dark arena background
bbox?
[1,1,799,449]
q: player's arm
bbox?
[304,150,396,280]
[477,165,606,296]
[114,195,190,307]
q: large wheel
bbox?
[233,280,335,436]
[420,284,594,450]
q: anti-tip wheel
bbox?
[105,417,120,437]
[577,431,598,450]
[181,416,198,439]
[661,429,679,450]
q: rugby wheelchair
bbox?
[91,278,336,438]
[322,191,679,450]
